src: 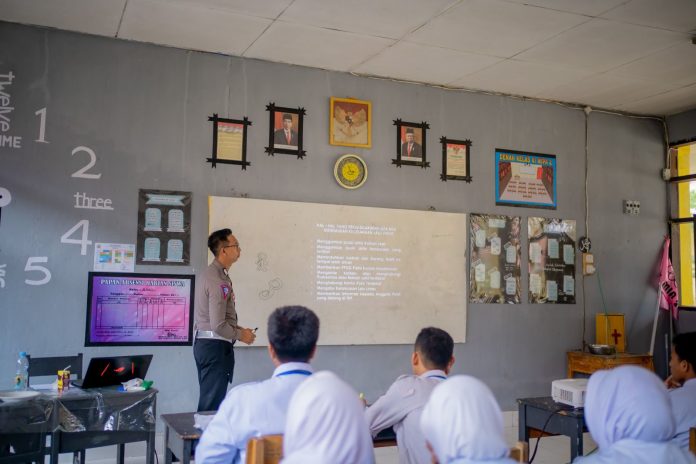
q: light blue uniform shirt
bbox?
[196,362,313,464]
[365,369,447,464]
[670,378,696,449]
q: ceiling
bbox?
[3,0,696,116]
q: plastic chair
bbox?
[245,434,283,464]
[26,353,84,464]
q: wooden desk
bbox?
[518,397,587,462]
[161,411,398,463]
[566,351,654,378]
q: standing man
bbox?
[273,113,298,147]
[194,228,256,412]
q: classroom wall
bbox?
[0,22,667,412]
[668,108,696,145]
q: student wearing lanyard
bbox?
[365,327,455,464]
[196,305,319,464]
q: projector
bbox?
[551,378,588,408]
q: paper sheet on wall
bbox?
[530,274,542,295]
[546,280,558,301]
[548,238,559,259]
[563,244,575,264]
[475,229,487,248]
[490,236,501,256]
[93,243,135,272]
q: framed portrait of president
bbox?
[392,119,430,168]
[265,103,306,158]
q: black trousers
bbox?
[194,338,235,412]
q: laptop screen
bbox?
[79,355,153,388]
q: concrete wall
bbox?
[0,22,667,415]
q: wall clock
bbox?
[334,154,367,189]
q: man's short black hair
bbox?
[208,228,232,256]
[268,306,319,363]
[282,113,293,121]
[674,331,696,369]
[414,327,453,370]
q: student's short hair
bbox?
[268,306,320,362]
[208,228,232,256]
[414,327,453,370]
[673,332,696,369]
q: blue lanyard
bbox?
[276,369,312,377]
[427,375,447,380]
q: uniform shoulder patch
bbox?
[220,284,231,300]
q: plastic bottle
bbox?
[14,351,29,390]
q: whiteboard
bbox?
[209,196,467,345]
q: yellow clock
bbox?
[334,154,367,189]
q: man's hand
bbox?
[664,375,682,389]
[239,327,257,345]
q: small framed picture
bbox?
[440,137,472,182]
[495,148,557,209]
[329,97,371,148]
[265,103,306,158]
[206,114,251,169]
[392,119,430,168]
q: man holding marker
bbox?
[194,228,257,412]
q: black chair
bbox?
[26,354,83,387]
[27,354,85,464]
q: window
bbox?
[670,143,696,308]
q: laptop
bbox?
[72,355,153,389]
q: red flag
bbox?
[658,236,679,319]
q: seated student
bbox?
[420,375,517,464]
[196,305,319,464]
[574,365,696,464]
[365,327,455,464]
[665,331,696,449]
[282,370,375,464]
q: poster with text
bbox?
[528,217,576,304]
[94,243,135,272]
[495,149,556,209]
[137,190,191,265]
[470,214,521,303]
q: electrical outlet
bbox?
[623,200,640,215]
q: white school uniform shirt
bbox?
[670,378,696,449]
[573,365,696,464]
[365,369,447,464]
[282,371,375,464]
[195,362,313,464]
[420,376,515,464]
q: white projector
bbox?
[551,378,588,408]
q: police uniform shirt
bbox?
[670,378,696,449]
[365,370,447,464]
[194,260,239,340]
[196,362,313,464]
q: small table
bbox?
[161,412,214,464]
[566,351,654,378]
[518,397,587,462]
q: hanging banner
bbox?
[528,217,576,304]
[470,213,521,303]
